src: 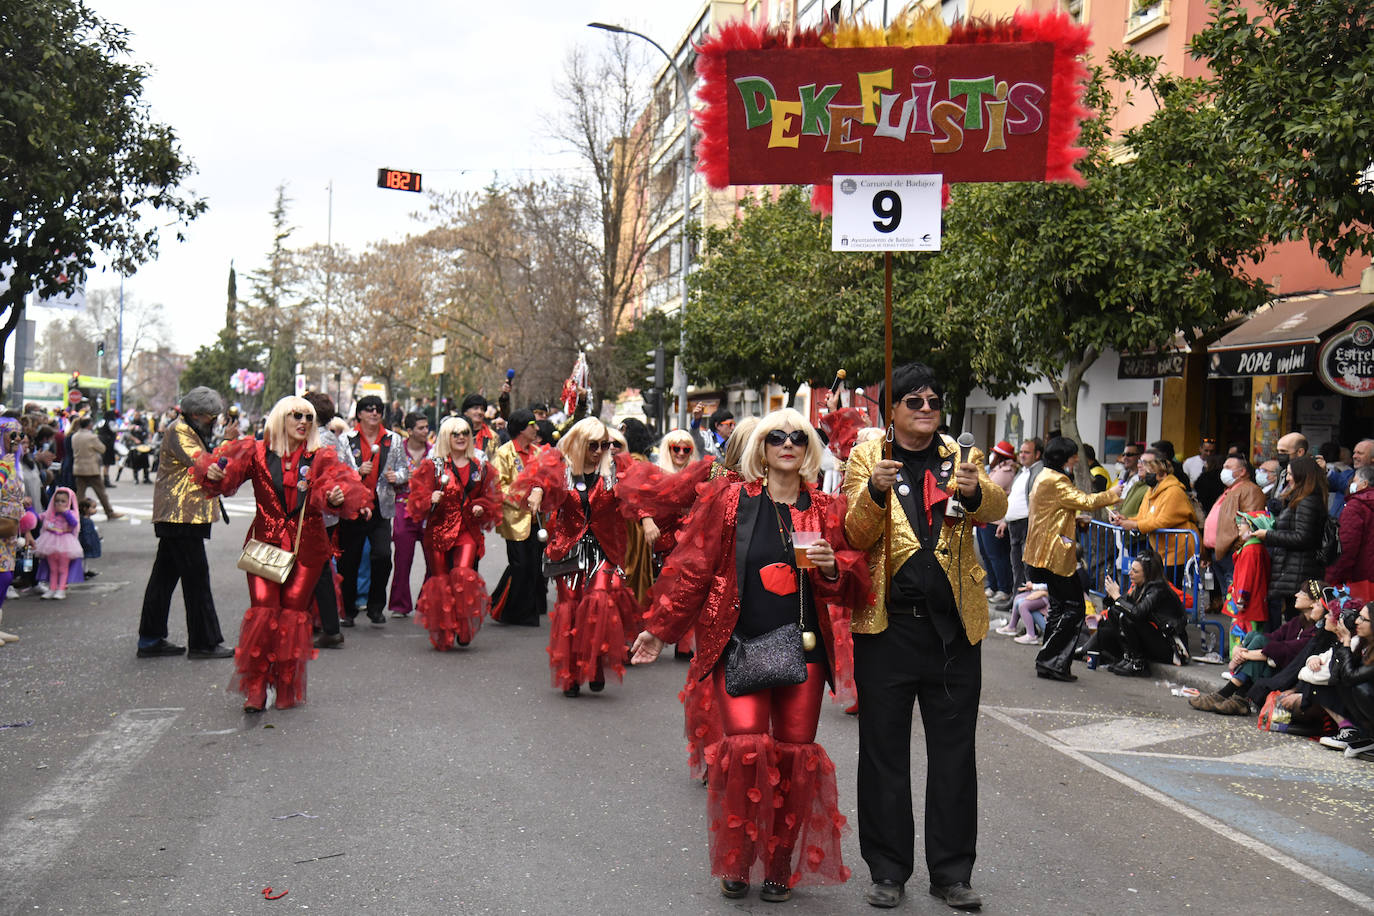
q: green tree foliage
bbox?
[1191,0,1374,272]
[0,0,204,396]
[686,189,1030,418]
[933,53,1273,447]
[687,187,879,397]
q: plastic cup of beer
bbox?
[792,530,821,568]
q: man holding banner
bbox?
[843,363,1004,910]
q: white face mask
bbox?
[1352,480,1364,496]
[1220,468,1236,487]
[1255,468,1271,488]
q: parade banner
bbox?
[694,11,1091,209]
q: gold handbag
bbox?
[237,486,309,584]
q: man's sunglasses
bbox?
[765,430,809,448]
[900,395,943,412]
[1122,451,1141,458]
[358,405,381,413]
[586,440,613,453]
[290,411,315,422]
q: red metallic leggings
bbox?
[246,561,324,611]
[423,537,478,579]
[713,661,826,744]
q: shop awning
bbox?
[1206,290,1374,378]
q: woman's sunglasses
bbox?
[670,445,693,455]
[900,394,943,412]
[765,430,809,448]
[586,440,613,453]
[290,411,315,422]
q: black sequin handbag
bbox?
[723,577,808,697]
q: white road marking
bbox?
[0,708,181,902]
[1048,716,1211,750]
[984,706,1374,912]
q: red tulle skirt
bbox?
[704,735,851,887]
[548,569,635,689]
[680,671,724,781]
[415,567,489,650]
[825,602,857,708]
[231,605,317,709]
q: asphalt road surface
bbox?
[1,486,1370,915]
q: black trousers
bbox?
[1029,565,1084,677]
[337,509,392,615]
[138,536,224,651]
[313,559,340,635]
[854,613,981,888]
[490,531,546,626]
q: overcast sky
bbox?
[34,0,706,355]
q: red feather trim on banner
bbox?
[696,11,1090,210]
[695,21,834,192]
[947,12,1090,185]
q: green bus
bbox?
[24,371,116,413]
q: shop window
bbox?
[966,408,997,454]
[1102,403,1148,463]
[1035,395,1062,443]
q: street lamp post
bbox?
[588,21,692,429]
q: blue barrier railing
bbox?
[1078,519,1226,660]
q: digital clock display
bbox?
[377,168,423,193]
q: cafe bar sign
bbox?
[1208,343,1315,379]
[1118,351,1186,379]
[1318,320,1374,397]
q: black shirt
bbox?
[737,488,825,664]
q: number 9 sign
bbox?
[831,174,942,252]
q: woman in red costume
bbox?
[631,408,870,903]
[203,396,370,713]
[515,417,641,698]
[406,416,501,650]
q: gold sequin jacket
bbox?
[152,420,219,526]
[843,435,1006,640]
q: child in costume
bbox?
[34,486,83,600]
[1223,511,1272,638]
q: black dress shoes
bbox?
[366,609,386,627]
[719,878,748,899]
[864,879,904,908]
[929,881,982,909]
[339,615,356,628]
[136,639,185,658]
[1035,667,1078,682]
[314,632,345,649]
[187,644,234,659]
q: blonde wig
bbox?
[855,426,886,445]
[739,408,823,482]
[720,416,759,475]
[558,417,612,476]
[433,416,476,463]
[264,396,321,454]
[655,428,698,471]
[607,426,628,456]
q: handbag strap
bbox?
[290,484,309,555]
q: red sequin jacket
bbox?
[510,449,640,570]
[405,455,501,555]
[645,479,872,685]
[198,438,371,568]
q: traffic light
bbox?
[96,340,105,358]
[643,388,662,428]
[645,344,666,389]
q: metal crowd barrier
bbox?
[1078,519,1227,661]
